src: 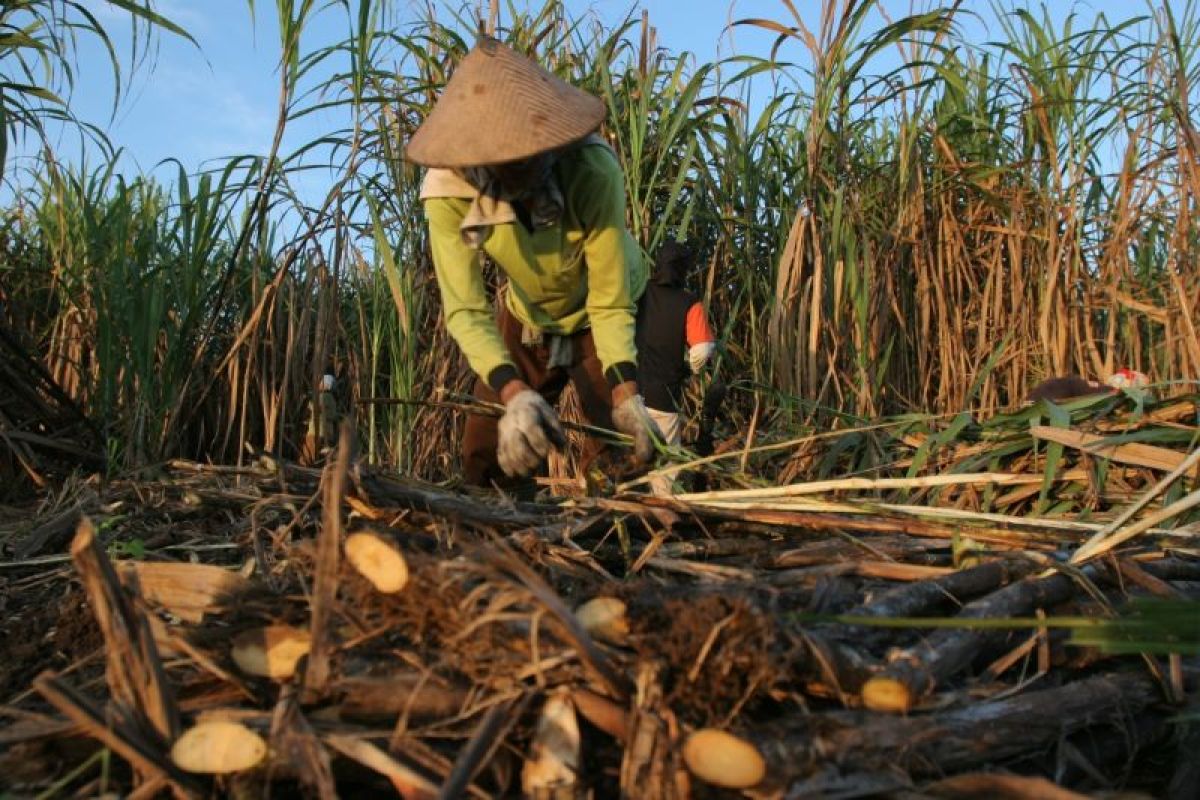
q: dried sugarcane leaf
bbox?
[69,518,181,742]
[304,422,351,702]
[118,560,249,623]
[521,690,581,798]
[1031,426,1200,475]
[619,662,688,800]
[439,694,528,800]
[270,686,336,800]
[34,671,202,797]
[332,672,466,723]
[325,734,439,799]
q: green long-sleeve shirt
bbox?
[424,143,647,390]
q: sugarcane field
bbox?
[3,1,1200,798]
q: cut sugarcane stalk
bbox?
[570,687,629,742]
[231,625,312,680]
[171,720,267,774]
[574,596,629,645]
[682,728,765,789]
[345,531,409,593]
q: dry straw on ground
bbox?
[1,407,1197,796]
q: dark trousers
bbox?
[463,306,617,487]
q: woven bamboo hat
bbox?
[405,37,605,168]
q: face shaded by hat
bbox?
[652,241,693,287]
[405,37,605,169]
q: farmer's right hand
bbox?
[610,381,662,465]
[497,382,566,478]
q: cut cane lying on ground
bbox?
[345,530,410,593]
[230,625,312,680]
[171,720,268,774]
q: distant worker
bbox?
[319,373,339,449]
[1025,368,1149,404]
[405,38,660,488]
[635,241,717,495]
[302,373,339,463]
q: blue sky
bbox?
[45,0,788,177]
[25,0,1145,191]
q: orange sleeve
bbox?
[685,302,715,346]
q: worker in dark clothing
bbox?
[635,241,716,495]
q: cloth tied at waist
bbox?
[521,323,574,370]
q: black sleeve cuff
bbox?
[486,364,521,394]
[605,361,637,388]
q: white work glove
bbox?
[611,388,662,465]
[687,342,716,374]
[1106,368,1149,390]
[497,390,567,478]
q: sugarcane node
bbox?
[682,728,766,789]
[860,676,913,713]
[171,720,268,774]
[344,530,410,593]
[573,596,629,646]
[230,625,312,680]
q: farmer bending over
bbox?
[406,37,660,487]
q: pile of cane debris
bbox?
[2,441,1199,799]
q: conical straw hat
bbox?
[405,38,605,168]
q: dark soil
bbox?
[0,577,101,700]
